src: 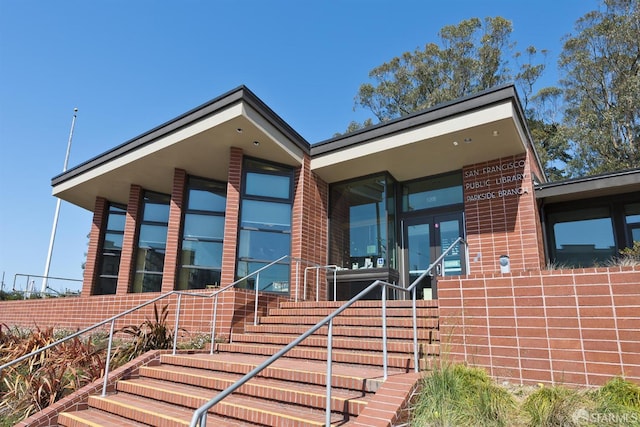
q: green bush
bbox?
[522,384,584,427]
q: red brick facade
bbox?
[81,197,107,297]
[162,168,187,293]
[439,266,640,386]
[463,153,544,274]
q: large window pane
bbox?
[181,241,223,268]
[402,172,462,212]
[245,172,291,199]
[139,224,168,250]
[103,232,123,251]
[241,200,291,230]
[178,267,221,290]
[106,213,126,231]
[329,174,395,270]
[188,188,226,211]
[96,203,125,295]
[183,214,224,239]
[236,261,289,293]
[143,202,170,222]
[133,191,170,293]
[550,207,615,267]
[238,230,291,260]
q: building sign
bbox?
[463,158,529,203]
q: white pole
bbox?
[41,108,78,294]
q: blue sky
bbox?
[0,0,599,293]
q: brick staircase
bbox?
[57,299,438,426]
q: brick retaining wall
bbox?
[439,266,640,386]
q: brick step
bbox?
[257,315,437,329]
[279,300,438,309]
[85,394,259,426]
[244,324,440,341]
[112,378,349,426]
[57,408,150,427]
[230,333,436,355]
[160,353,390,392]
[215,342,431,370]
[266,306,438,318]
[139,364,370,415]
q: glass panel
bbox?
[96,278,117,295]
[106,213,126,231]
[632,228,640,242]
[139,224,168,250]
[181,241,223,267]
[246,172,291,199]
[551,207,615,267]
[188,188,226,212]
[143,202,170,222]
[241,200,291,230]
[238,230,291,260]
[133,272,162,293]
[177,267,221,290]
[408,223,431,281]
[103,232,123,250]
[402,173,463,212]
[135,247,166,272]
[439,219,462,276]
[236,261,289,293]
[100,254,121,276]
[183,214,225,240]
[626,203,640,224]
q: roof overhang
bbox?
[310,85,541,184]
[535,168,640,203]
[52,86,309,210]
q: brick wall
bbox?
[117,184,143,294]
[439,266,640,386]
[162,168,187,293]
[0,289,287,342]
[292,155,329,301]
[463,153,544,274]
[82,197,107,297]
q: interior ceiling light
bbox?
[492,130,499,137]
[453,141,459,146]
[253,140,260,146]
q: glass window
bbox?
[402,172,463,212]
[236,158,293,294]
[549,207,616,267]
[245,172,291,199]
[177,177,226,290]
[329,174,396,270]
[625,203,640,245]
[132,192,170,293]
[95,203,126,295]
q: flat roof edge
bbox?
[535,168,640,199]
[52,86,310,187]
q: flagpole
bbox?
[41,108,78,294]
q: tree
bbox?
[559,0,640,176]
[348,17,565,177]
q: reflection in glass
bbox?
[96,203,126,295]
[329,174,396,270]
[133,191,170,293]
[550,207,615,267]
[402,172,462,212]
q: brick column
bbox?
[220,148,243,287]
[117,184,143,295]
[81,197,107,297]
[291,154,329,301]
[162,169,187,293]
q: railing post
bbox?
[295,260,299,302]
[173,293,182,355]
[102,319,116,397]
[412,286,419,373]
[210,294,219,355]
[382,284,388,380]
[254,272,260,326]
[315,267,320,302]
[333,268,337,302]
[325,318,333,427]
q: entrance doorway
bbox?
[401,212,464,299]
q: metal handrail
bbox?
[190,237,468,427]
[0,255,303,396]
[304,264,339,302]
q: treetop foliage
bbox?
[347,1,639,180]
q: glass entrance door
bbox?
[402,212,464,299]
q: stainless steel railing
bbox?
[189,237,468,427]
[0,255,308,396]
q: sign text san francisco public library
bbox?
[464,159,529,202]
